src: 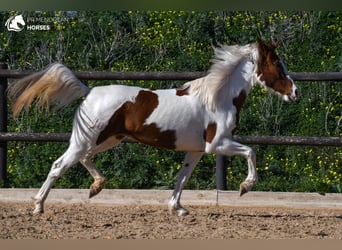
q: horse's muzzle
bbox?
[291,88,300,102]
[287,85,299,102]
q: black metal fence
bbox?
[0,64,341,188]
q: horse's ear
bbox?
[257,39,267,51]
[272,40,279,48]
[257,38,265,46]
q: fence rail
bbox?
[0,64,341,189]
[1,69,342,81]
[0,132,341,147]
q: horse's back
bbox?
[83,85,142,120]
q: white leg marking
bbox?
[168,152,203,216]
[33,145,85,214]
[211,138,258,196]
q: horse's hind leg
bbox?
[80,157,106,198]
[80,138,123,199]
[168,151,203,216]
[33,145,85,214]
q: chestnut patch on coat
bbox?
[176,86,190,96]
[96,90,176,149]
[203,122,217,143]
[232,90,247,134]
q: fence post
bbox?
[0,64,8,187]
[215,154,227,190]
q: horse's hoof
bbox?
[177,208,190,216]
[89,179,106,198]
[239,183,249,196]
[89,186,101,198]
[239,179,256,196]
[32,207,44,215]
[168,203,190,216]
[32,198,44,215]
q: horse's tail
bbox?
[8,63,90,118]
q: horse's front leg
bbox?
[168,152,203,216]
[210,138,258,196]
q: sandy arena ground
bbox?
[1,201,342,239]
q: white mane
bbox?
[183,43,258,111]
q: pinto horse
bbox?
[8,40,298,216]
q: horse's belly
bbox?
[174,130,206,151]
[130,128,205,151]
[143,96,207,151]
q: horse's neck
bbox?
[185,58,256,112]
[220,59,255,102]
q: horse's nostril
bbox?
[295,88,299,96]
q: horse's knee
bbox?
[248,149,256,159]
[243,146,255,159]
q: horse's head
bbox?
[255,40,299,102]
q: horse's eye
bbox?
[273,61,280,67]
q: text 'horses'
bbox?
[8,40,298,216]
